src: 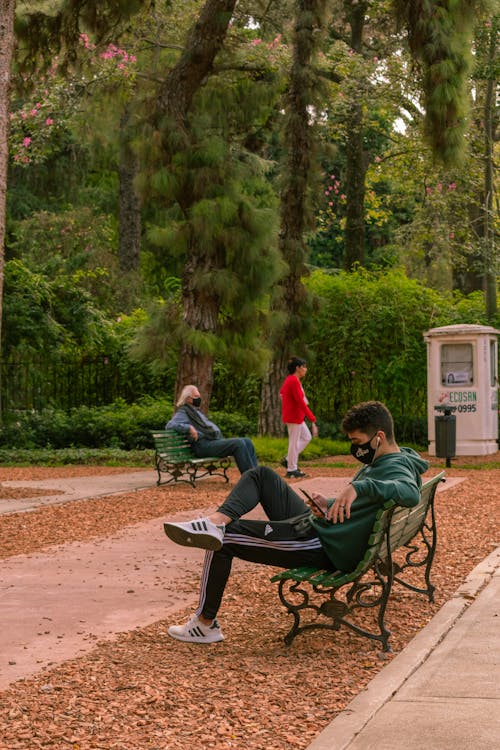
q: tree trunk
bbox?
[482,19,497,321]
[343,0,368,270]
[258,0,325,436]
[0,0,16,418]
[259,353,289,437]
[174,244,221,408]
[158,0,237,124]
[118,108,141,273]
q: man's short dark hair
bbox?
[341,401,395,441]
[287,357,307,374]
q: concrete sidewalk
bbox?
[307,545,500,750]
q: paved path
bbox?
[0,470,156,514]
[306,546,500,750]
[0,472,354,689]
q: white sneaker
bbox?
[163,517,225,551]
[168,614,225,643]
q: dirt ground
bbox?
[0,460,499,750]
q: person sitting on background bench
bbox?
[163,400,429,643]
[166,384,258,475]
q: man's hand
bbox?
[189,425,199,440]
[311,423,319,438]
[327,483,357,524]
[302,490,328,519]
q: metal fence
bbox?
[0,356,168,414]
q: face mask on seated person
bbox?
[191,397,202,407]
[350,434,380,465]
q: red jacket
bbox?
[280,374,316,424]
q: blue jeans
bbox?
[192,436,258,475]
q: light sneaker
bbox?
[168,614,225,643]
[163,517,225,551]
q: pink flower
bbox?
[45,118,54,126]
[340,194,346,200]
[328,202,333,206]
[23,137,31,147]
[436,182,443,191]
[448,182,457,191]
[30,109,38,116]
[373,56,379,63]
[324,191,329,195]
[251,39,262,46]
[449,232,455,239]
[426,187,433,195]
[374,156,382,163]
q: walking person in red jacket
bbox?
[279,356,318,478]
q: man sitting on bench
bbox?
[163,400,429,643]
[166,384,258,475]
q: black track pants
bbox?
[195,466,332,620]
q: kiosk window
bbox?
[441,343,473,386]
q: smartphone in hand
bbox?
[300,488,328,518]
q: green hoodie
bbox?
[310,448,430,572]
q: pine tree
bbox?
[393,0,488,165]
[137,0,283,405]
[258,0,327,436]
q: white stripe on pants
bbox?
[286,421,312,471]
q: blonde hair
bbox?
[177,385,197,407]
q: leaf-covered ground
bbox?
[0,461,498,750]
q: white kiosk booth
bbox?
[424,324,499,456]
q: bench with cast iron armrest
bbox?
[271,471,445,652]
[151,429,232,487]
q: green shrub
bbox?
[0,398,258,450]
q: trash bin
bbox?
[434,405,457,467]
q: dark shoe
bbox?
[285,469,307,478]
[280,456,288,468]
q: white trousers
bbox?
[286,421,312,471]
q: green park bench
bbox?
[151,429,232,487]
[271,471,446,652]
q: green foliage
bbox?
[2,258,115,358]
[0,397,169,450]
[0,398,257,450]
[393,0,483,164]
[0,447,151,466]
[304,268,499,421]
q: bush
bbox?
[0,398,257,450]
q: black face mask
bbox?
[350,433,379,465]
[191,396,202,408]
